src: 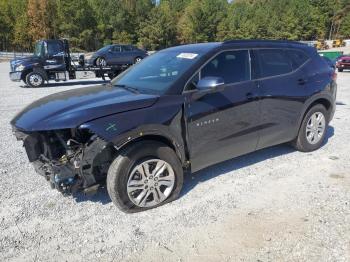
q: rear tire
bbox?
[292,104,328,152]
[338,68,343,72]
[107,141,183,213]
[26,71,45,88]
[134,57,142,64]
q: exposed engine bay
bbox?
[13,128,116,195]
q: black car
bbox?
[11,40,336,213]
[85,44,148,67]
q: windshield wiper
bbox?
[114,84,140,94]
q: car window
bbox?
[201,50,250,84]
[45,41,64,57]
[286,49,309,70]
[112,45,121,52]
[257,49,293,78]
[186,72,200,91]
[185,50,250,91]
[122,45,133,52]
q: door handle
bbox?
[246,92,254,100]
[298,78,307,85]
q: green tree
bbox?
[339,13,350,38]
[27,0,58,41]
[138,1,177,50]
[177,0,229,43]
[57,0,97,50]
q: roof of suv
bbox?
[162,40,314,54]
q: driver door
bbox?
[42,41,66,71]
[184,50,261,172]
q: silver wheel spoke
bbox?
[127,180,144,189]
[142,162,151,178]
[154,188,167,203]
[135,189,149,206]
[135,164,148,180]
[153,161,166,178]
[317,114,323,124]
[158,179,173,187]
[312,114,317,126]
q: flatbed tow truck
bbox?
[9,39,131,87]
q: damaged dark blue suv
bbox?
[11,40,336,213]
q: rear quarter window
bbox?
[257,49,293,78]
[286,49,309,70]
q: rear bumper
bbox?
[9,71,22,81]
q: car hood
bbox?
[11,56,41,68]
[11,84,159,131]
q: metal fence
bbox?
[0,51,32,59]
[0,51,83,61]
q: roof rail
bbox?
[223,39,306,45]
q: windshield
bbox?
[111,50,203,94]
[34,42,43,57]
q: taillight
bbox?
[332,71,337,81]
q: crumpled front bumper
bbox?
[9,71,22,82]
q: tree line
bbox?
[0,0,349,52]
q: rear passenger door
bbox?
[253,48,310,149]
[108,45,123,65]
[121,45,134,64]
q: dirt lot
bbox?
[0,62,349,262]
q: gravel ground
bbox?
[0,62,349,262]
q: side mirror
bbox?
[197,76,225,93]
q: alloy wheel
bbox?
[127,159,175,208]
[305,111,326,144]
[97,58,107,67]
[29,74,43,87]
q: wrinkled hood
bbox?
[11,84,159,131]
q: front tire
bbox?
[338,68,343,72]
[26,72,45,87]
[292,104,328,152]
[107,141,183,213]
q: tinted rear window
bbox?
[286,49,309,70]
[257,49,293,78]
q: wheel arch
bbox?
[20,68,33,81]
[296,94,334,135]
[302,97,333,122]
[116,133,186,166]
